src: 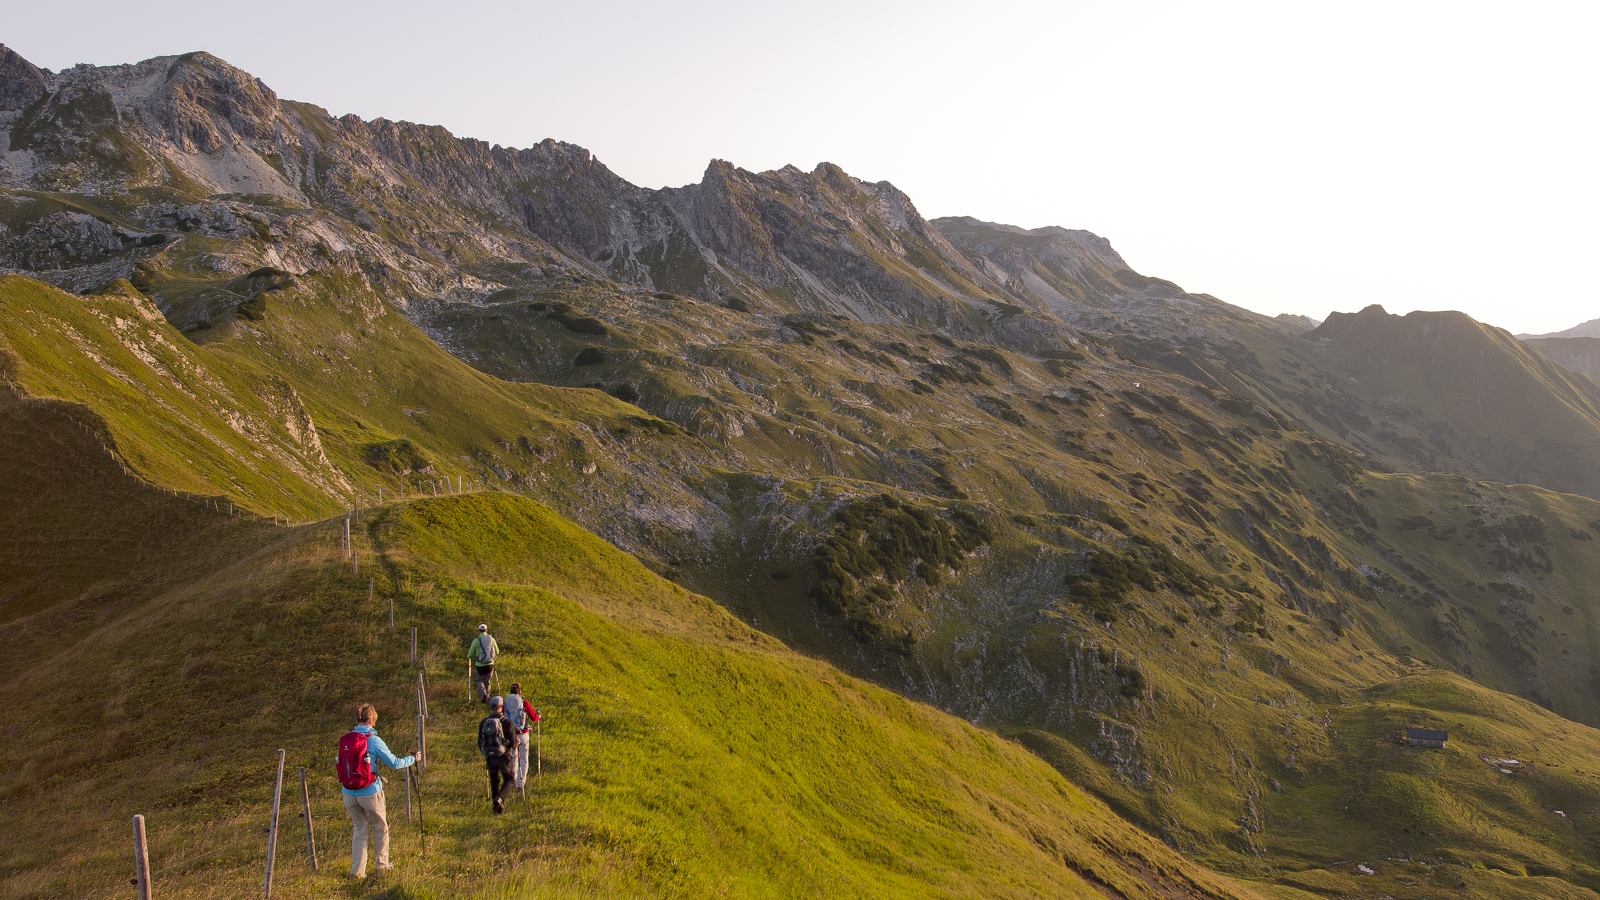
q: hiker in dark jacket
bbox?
[469,623,499,703]
[478,696,517,813]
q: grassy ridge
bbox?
[0,395,1261,899]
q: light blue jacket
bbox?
[341,724,416,796]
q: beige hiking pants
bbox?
[343,786,389,876]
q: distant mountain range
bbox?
[6,44,1600,899]
[1519,317,1600,340]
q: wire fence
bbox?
[113,566,442,899]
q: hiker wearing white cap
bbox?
[469,624,499,704]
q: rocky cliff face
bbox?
[0,49,1095,342]
[0,45,47,112]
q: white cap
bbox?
[478,624,488,632]
[489,696,504,708]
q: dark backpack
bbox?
[478,715,510,758]
[336,731,376,790]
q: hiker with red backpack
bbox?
[504,683,540,789]
[337,703,418,879]
[478,696,517,813]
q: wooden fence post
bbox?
[131,814,152,900]
[410,627,417,666]
[264,749,285,897]
[298,766,317,871]
[419,669,428,718]
[417,713,426,772]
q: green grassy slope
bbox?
[12,271,1600,898]
[0,401,1264,899]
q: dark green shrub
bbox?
[609,383,640,404]
[363,439,430,474]
[1114,664,1147,698]
[129,264,158,293]
[725,297,751,313]
[780,316,836,344]
[1065,549,1156,622]
[809,496,991,647]
[961,346,1013,376]
[237,293,267,321]
[561,315,608,335]
[574,347,606,367]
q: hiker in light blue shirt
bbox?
[339,704,417,878]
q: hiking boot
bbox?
[492,802,505,814]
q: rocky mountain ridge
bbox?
[8,44,1600,899]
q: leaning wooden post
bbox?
[264,749,285,897]
[131,814,153,900]
[297,766,317,871]
[419,669,429,718]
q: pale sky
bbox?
[10,1,1598,335]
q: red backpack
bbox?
[337,731,375,790]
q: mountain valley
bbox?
[5,44,1600,899]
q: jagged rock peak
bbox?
[0,44,48,111]
[157,52,281,153]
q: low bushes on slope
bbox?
[0,471,1261,899]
